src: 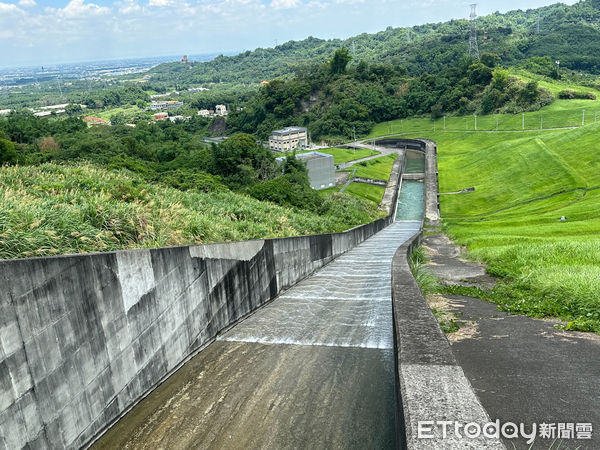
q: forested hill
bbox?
[148,0,600,85]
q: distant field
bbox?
[343,154,396,180]
[391,121,600,333]
[96,104,149,122]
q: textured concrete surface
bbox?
[94,221,422,449]
[445,296,600,450]
[380,155,403,215]
[423,233,496,289]
[391,234,505,449]
[424,233,600,449]
[424,234,600,450]
[0,216,393,449]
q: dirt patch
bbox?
[423,233,496,290]
[426,294,478,342]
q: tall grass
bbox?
[0,163,383,259]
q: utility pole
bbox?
[443,115,446,130]
[496,116,499,131]
[353,126,356,142]
[540,115,543,130]
[468,4,480,60]
[555,60,560,79]
[522,113,525,131]
[582,109,586,126]
[474,114,477,131]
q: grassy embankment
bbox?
[339,153,397,204]
[371,95,600,331]
[0,164,384,260]
[288,147,378,164]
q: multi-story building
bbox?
[268,126,308,152]
[215,105,228,116]
[150,101,183,111]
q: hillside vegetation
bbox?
[148,0,600,85]
[370,110,600,332]
[0,164,383,260]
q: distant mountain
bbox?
[148,0,600,85]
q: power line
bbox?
[468,4,480,60]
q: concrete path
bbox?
[424,233,600,450]
[94,221,422,450]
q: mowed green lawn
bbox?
[320,147,379,164]
[343,154,397,180]
[382,122,600,333]
[345,182,386,204]
[292,147,379,164]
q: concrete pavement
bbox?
[94,221,423,449]
[423,233,600,450]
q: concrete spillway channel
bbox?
[93,195,424,448]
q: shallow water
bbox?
[396,180,425,221]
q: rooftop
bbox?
[272,126,307,136]
[275,151,333,162]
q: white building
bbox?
[150,101,183,111]
[215,105,228,116]
[269,127,308,152]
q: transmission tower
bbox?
[468,4,480,60]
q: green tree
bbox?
[0,139,18,165]
[480,52,501,68]
[330,48,352,75]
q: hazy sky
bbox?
[0,0,578,67]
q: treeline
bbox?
[148,0,600,86]
[0,112,340,215]
[225,50,554,141]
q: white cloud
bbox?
[148,0,175,6]
[59,0,110,18]
[271,0,300,9]
[0,2,20,13]
[18,0,37,7]
[118,0,142,15]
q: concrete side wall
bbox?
[422,139,440,224]
[391,234,505,449]
[0,217,392,449]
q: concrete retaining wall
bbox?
[352,176,388,187]
[391,234,505,449]
[0,213,397,449]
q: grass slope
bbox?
[371,108,600,332]
[0,163,383,260]
[345,183,386,204]
[344,154,397,180]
